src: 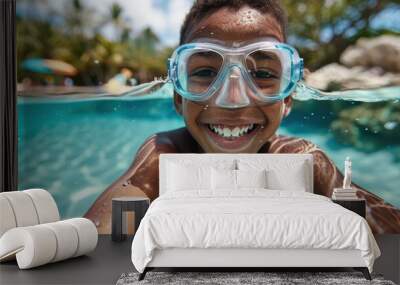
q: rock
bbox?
[340,35,400,73]
[305,63,400,90]
[330,102,400,151]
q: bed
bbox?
[131,153,380,280]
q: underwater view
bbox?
[18,85,400,218]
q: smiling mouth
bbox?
[207,123,259,139]
[201,122,263,151]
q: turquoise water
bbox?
[18,89,400,218]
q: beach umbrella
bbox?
[22,58,77,76]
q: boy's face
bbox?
[174,6,292,153]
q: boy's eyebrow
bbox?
[192,36,281,45]
[192,51,221,58]
[249,51,279,61]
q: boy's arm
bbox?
[84,133,177,233]
[311,148,400,234]
[269,135,400,234]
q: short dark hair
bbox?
[180,0,287,44]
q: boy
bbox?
[85,0,400,234]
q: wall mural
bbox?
[17,0,400,234]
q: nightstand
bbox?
[332,199,366,218]
[112,197,150,242]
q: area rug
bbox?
[116,271,395,285]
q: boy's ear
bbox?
[303,68,311,80]
[282,95,293,118]
[173,92,183,115]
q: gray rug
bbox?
[116,271,396,285]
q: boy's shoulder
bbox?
[132,127,199,166]
[267,134,320,154]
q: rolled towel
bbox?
[0,218,98,269]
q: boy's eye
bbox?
[190,68,218,78]
[249,69,277,80]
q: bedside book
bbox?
[332,187,358,200]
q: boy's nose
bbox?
[215,66,250,108]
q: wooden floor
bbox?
[0,235,398,285]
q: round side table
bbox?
[112,197,150,242]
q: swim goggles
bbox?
[168,39,304,108]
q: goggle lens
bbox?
[245,49,283,97]
[186,51,223,95]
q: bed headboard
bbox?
[159,153,314,195]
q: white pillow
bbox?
[167,162,211,191]
[237,159,309,192]
[236,169,267,189]
[266,163,307,191]
[212,168,237,191]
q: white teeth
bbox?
[223,128,231,137]
[232,127,240,136]
[208,124,257,138]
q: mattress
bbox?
[131,189,380,273]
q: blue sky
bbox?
[17,0,399,47]
[76,0,194,46]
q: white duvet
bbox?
[131,190,380,273]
